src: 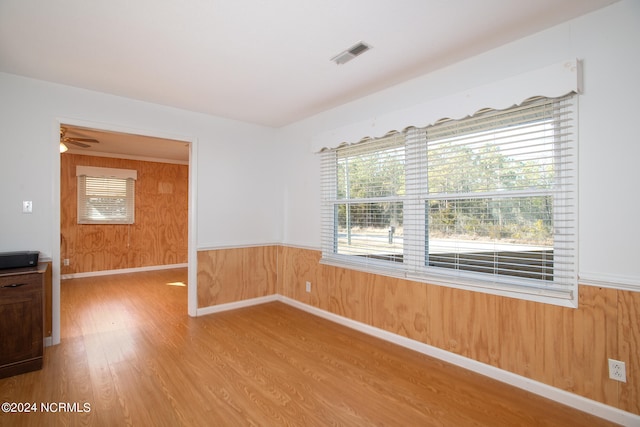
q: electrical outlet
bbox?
[305,281,311,293]
[608,359,627,382]
[63,259,70,266]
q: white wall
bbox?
[0,73,282,257]
[278,0,640,287]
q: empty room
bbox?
[0,1,638,425]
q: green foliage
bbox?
[337,147,405,229]
[428,197,553,245]
[336,138,555,245]
[337,147,405,199]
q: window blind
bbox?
[320,94,577,304]
[77,168,136,225]
[321,133,407,273]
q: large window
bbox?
[320,95,577,304]
[77,166,137,224]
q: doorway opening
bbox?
[51,120,197,345]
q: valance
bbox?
[313,59,581,152]
[76,166,138,180]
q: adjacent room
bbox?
[59,125,189,278]
[0,1,638,425]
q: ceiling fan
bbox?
[60,127,100,151]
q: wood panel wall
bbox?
[197,246,277,307]
[195,244,639,415]
[60,154,188,274]
[276,246,639,416]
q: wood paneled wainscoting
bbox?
[196,245,639,421]
[197,246,278,308]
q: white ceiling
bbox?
[0,0,618,160]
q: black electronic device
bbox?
[0,251,40,270]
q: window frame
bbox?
[76,166,137,225]
[320,95,578,307]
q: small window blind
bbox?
[77,166,137,225]
[321,133,407,273]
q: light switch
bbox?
[22,200,33,213]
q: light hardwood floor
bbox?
[0,269,617,426]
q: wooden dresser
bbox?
[0,264,46,378]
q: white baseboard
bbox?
[61,263,187,280]
[196,295,279,317]
[276,295,640,427]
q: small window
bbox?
[334,133,406,263]
[77,166,137,224]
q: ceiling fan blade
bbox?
[65,140,91,148]
[68,137,99,143]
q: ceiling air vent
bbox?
[331,41,372,65]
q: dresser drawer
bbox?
[0,269,44,378]
[0,272,42,296]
